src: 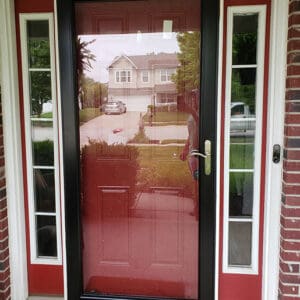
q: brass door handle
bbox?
[189,140,211,175]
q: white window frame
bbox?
[141,70,149,83]
[223,5,266,274]
[20,13,62,265]
[115,69,132,83]
[160,69,174,82]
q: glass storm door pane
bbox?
[76,1,201,298]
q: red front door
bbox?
[76,0,201,298]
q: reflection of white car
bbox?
[104,101,127,114]
[231,102,255,132]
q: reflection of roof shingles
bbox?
[110,53,179,69]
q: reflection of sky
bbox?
[79,33,179,82]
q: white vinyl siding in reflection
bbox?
[20,13,62,264]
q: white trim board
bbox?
[19,13,62,265]
[262,0,288,299]
[215,0,224,298]
[0,0,28,299]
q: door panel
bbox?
[77,0,200,298]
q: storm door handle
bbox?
[189,140,211,175]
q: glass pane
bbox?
[232,14,258,65]
[76,0,200,298]
[230,142,254,169]
[31,120,54,165]
[229,172,253,217]
[27,20,50,68]
[32,139,54,166]
[34,169,56,212]
[36,215,57,257]
[231,68,256,115]
[29,71,52,117]
[228,221,252,266]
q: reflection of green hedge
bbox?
[81,139,139,161]
[81,142,194,196]
[33,140,54,165]
[128,128,150,144]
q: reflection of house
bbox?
[108,53,179,111]
[2,1,300,300]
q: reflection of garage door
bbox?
[117,95,151,112]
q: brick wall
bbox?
[0,88,10,299]
[279,0,300,299]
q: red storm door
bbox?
[76,0,203,298]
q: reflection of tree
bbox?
[28,38,51,116]
[232,30,257,113]
[80,75,107,109]
[233,32,257,65]
[231,70,256,114]
[77,38,96,76]
[28,39,50,68]
[172,32,201,93]
[31,72,51,116]
[77,38,97,108]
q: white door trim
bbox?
[0,0,28,299]
[262,0,288,299]
[215,0,224,298]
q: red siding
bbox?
[279,1,300,299]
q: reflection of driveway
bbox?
[32,113,189,145]
[80,111,140,146]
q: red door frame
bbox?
[219,0,271,299]
[14,0,64,295]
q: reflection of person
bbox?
[139,112,144,131]
[179,90,199,218]
[149,110,153,126]
[180,91,199,180]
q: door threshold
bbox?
[28,297,63,300]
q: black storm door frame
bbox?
[57,0,219,299]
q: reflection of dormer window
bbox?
[116,70,131,83]
[160,69,174,82]
[142,71,149,82]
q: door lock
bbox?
[272,144,281,164]
[190,140,212,175]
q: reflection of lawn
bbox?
[34,108,103,126]
[79,108,103,124]
[229,139,255,216]
[230,143,254,169]
[40,112,53,118]
[136,146,194,194]
[230,135,256,169]
[143,112,189,125]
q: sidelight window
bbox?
[20,14,61,264]
[223,6,266,274]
